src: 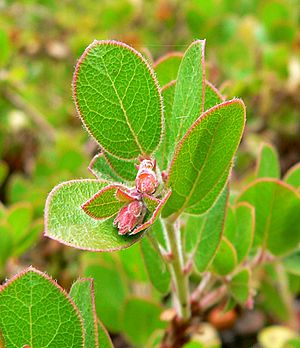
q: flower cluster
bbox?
[113,159,159,235]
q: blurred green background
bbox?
[0,0,299,347]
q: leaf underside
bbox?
[45,179,142,252]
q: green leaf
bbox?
[237,179,300,256]
[103,152,137,181]
[153,52,183,86]
[155,80,176,170]
[185,186,228,273]
[229,268,250,304]
[70,279,98,348]
[7,203,33,246]
[88,153,124,182]
[163,99,246,218]
[0,30,10,67]
[224,203,254,264]
[0,267,84,348]
[284,163,300,189]
[81,184,126,220]
[260,280,290,322]
[141,220,171,294]
[155,80,224,171]
[97,321,114,348]
[256,143,280,179]
[171,40,206,146]
[73,40,163,160]
[211,237,237,275]
[13,218,42,257]
[45,179,143,252]
[84,263,128,332]
[119,243,148,282]
[204,81,224,110]
[122,297,165,346]
[132,190,171,235]
[284,338,300,348]
[0,223,12,276]
[283,250,300,275]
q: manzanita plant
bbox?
[1,39,300,347]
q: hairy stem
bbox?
[163,218,191,320]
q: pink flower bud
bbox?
[135,171,158,194]
[113,200,145,235]
[135,159,158,194]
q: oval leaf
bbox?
[283,163,300,189]
[224,202,255,264]
[186,186,228,273]
[0,267,84,348]
[45,179,143,251]
[73,40,163,160]
[211,237,238,275]
[256,142,280,179]
[153,52,183,86]
[237,179,300,256]
[81,184,127,220]
[229,268,251,304]
[163,99,246,218]
[171,40,206,146]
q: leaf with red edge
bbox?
[81,184,129,220]
[73,40,163,160]
[171,40,206,147]
[284,163,300,189]
[70,278,99,348]
[45,179,143,252]
[130,190,172,235]
[162,99,246,218]
[88,153,123,182]
[153,52,183,86]
[0,267,84,348]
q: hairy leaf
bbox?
[171,40,206,146]
[0,268,84,348]
[163,99,246,218]
[70,279,98,348]
[81,184,126,220]
[45,180,143,252]
[73,40,163,160]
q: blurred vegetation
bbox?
[0,0,299,347]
